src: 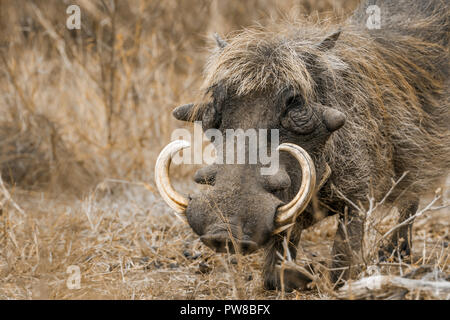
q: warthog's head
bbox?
[156,30,346,254]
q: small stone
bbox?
[184,250,202,260]
[198,262,211,274]
[183,250,192,258]
[192,253,202,260]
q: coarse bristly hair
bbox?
[198,0,449,203]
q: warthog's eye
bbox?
[281,95,318,135]
[285,95,302,109]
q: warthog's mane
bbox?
[195,0,449,203]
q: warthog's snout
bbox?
[200,232,258,254]
[155,141,317,242]
[184,184,281,252]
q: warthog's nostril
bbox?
[212,239,223,249]
[200,234,258,255]
[239,240,258,254]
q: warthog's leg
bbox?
[330,209,364,286]
[378,199,419,262]
[263,225,311,292]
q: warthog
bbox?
[156,0,449,291]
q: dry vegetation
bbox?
[0,0,447,300]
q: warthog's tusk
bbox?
[155,140,190,223]
[275,143,316,229]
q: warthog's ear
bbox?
[173,103,201,122]
[323,107,346,132]
[213,33,228,50]
[318,30,341,51]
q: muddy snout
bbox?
[200,232,259,254]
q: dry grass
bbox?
[0,178,447,300]
[0,0,447,300]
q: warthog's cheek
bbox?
[185,203,206,236]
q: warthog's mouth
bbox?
[155,140,317,236]
[200,232,259,254]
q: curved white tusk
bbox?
[155,140,190,223]
[275,143,316,228]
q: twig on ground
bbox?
[338,274,450,300]
[376,192,442,250]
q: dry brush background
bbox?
[0,0,448,300]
